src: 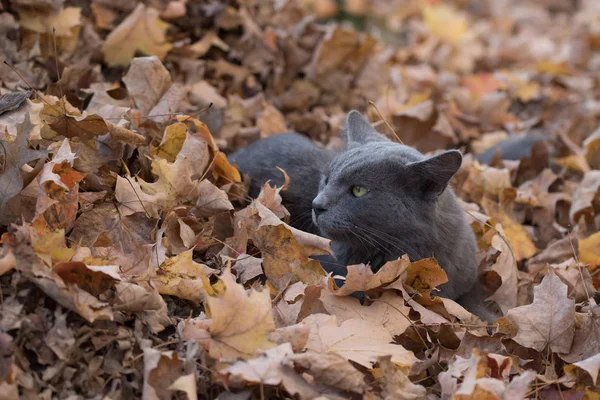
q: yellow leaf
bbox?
[18,7,81,36]
[153,123,187,161]
[515,81,540,102]
[579,232,600,269]
[102,4,172,67]
[536,60,571,76]
[204,266,276,359]
[482,199,537,262]
[405,257,449,295]
[30,226,75,265]
[552,155,591,173]
[422,4,468,46]
[154,250,212,305]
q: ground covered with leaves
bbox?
[1,0,600,399]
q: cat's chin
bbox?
[313,223,350,242]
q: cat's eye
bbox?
[351,185,369,197]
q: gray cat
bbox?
[230,111,495,321]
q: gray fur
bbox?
[229,111,495,321]
[229,133,333,234]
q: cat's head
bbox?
[312,111,462,253]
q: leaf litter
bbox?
[1,0,600,399]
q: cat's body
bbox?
[230,133,332,235]
[230,111,494,321]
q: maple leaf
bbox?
[233,200,330,291]
[506,269,575,353]
[102,5,172,67]
[0,114,46,220]
[302,314,417,369]
[319,291,412,337]
[0,94,42,140]
[153,249,213,305]
[39,96,110,140]
[203,266,277,359]
[327,256,410,296]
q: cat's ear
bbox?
[343,110,384,144]
[405,150,462,198]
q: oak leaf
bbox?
[0,114,46,220]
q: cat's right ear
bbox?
[343,110,385,144]
[404,150,463,199]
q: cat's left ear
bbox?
[405,150,462,198]
[343,110,386,144]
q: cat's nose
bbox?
[312,199,327,217]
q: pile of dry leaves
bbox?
[1,0,600,398]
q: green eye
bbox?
[351,185,369,197]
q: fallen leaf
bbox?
[379,355,426,400]
[153,249,212,305]
[203,266,276,359]
[102,4,172,67]
[223,343,294,386]
[320,291,412,337]
[506,269,575,353]
[143,348,186,400]
[565,353,600,385]
[0,114,46,220]
[327,256,410,296]
[302,314,417,369]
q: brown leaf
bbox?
[320,291,412,337]
[0,90,31,115]
[302,314,417,369]
[405,257,449,296]
[287,351,367,394]
[570,170,600,225]
[122,56,172,116]
[559,306,600,363]
[379,355,426,400]
[506,269,575,353]
[223,343,294,386]
[102,5,172,67]
[142,348,186,400]
[565,353,600,385]
[0,114,46,219]
[327,256,410,296]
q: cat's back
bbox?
[229,133,334,233]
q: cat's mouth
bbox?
[312,211,349,240]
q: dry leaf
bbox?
[102,4,172,66]
[506,270,575,353]
[302,314,417,369]
[203,266,276,359]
